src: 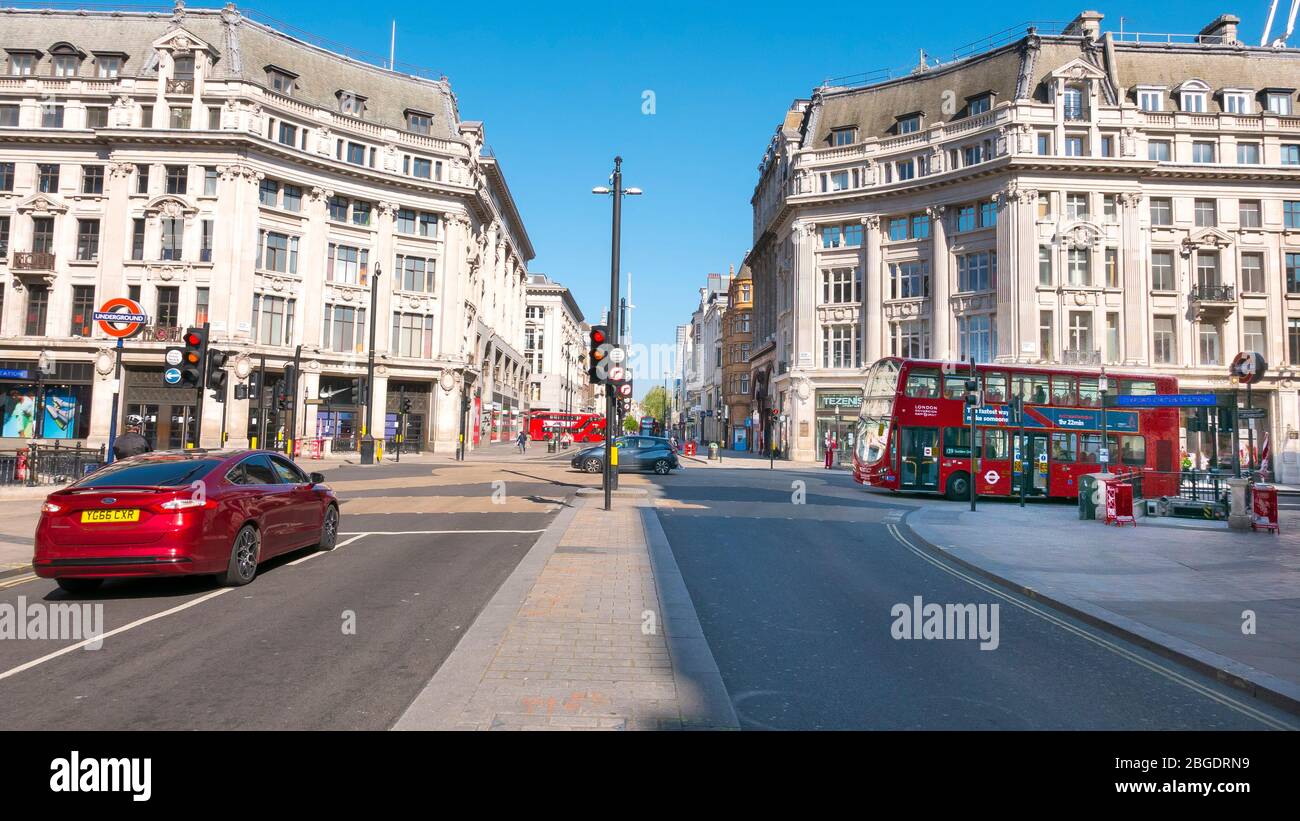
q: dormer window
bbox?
[1136,86,1164,112]
[1062,85,1086,120]
[172,54,194,81]
[94,53,124,79]
[896,113,921,134]
[1177,80,1210,113]
[1264,89,1294,116]
[50,47,82,78]
[7,51,37,77]
[406,109,433,135]
[966,93,993,116]
[265,65,297,95]
[337,90,367,118]
[1221,89,1252,115]
[830,126,857,146]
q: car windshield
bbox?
[74,457,223,488]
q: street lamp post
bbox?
[361,264,382,465]
[592,157,641,511]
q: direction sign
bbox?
[163,367,182,385]
[0,368,30,380]
[94,297,148,339]
[1239,408,1266,420]
[165,348,184,367]
[1112,393,1216,408]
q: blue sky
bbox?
[242,0,1264,396]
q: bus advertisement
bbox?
[527,411,606,443]
[852,357,1180,501]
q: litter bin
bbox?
[708,442,719,460]
[1078,473,1101,520]
[547,439,556,453]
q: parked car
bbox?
[34,449,339,593]
[570,436,680,475]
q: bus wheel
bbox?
[945,472,970,501]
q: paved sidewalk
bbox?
[905,499,1300,710]
[395,495,737,730]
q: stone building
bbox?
[721,263,754,449]
[0,3,532,455]
[748,9,1300,477]
[524,273,586,415]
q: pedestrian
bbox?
[824,431,833,469]
[113,420,152,461]
[516,430,528,454]
[829,433,839,469]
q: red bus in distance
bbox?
[527,411,606,443]
[851,357,1180,501]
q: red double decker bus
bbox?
[527,411,606,443]
[851,357,1180,500]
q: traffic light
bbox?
[401,396,413,414]
[587,325,613,384]
[180,327,207,387]
[207,349,228,401]
[277,364,297,412]
[350,376,367,403]
[234,384,249,401]
[1186,407,1207,432]
[965,377,981,408]
[248,371,261,397]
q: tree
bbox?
[622,414,639,433]
[641,385,669,424]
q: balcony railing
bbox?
[140,325,184,343]
[166,79,193,94]
[1062,349,1101,365]
[12,251,55,271]
[1191,283,1235,303]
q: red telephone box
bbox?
[1104,480,1136,527]
[1252,484,1280,534]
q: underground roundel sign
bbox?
[93,297,148,339]
[1230,351,1267,385]
[984,470,1000,485]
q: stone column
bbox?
[994,185,1020,362]
[929,205,952,358]
[863,215,883,362]
[1119,192,1147,364]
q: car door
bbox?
[226,455,294,554]
[638,438,665,470]
[614,437,639,471]
[269,455,320,548]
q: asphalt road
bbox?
[0,460,574,730]
[650,465,1299,730]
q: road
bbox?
[649,464,1298,730]
[0,458,576,730]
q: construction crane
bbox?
[1262,0,1300,46]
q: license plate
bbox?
[81,509,141,523]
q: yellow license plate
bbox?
[81,509,141,524]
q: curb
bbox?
[391,496,582,730]
[899,509,1300,718]
[574,487,647,498]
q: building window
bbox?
[822,323,860,369]
[328,195,349,222]
[957,252,995,292]
[1285,200,1300,230]
[1037,132,1052,155]
[1239,200,1262,229]
[1198,323,1221,365]
[897,115,920,134]
[277,121,298,147]
[1192,141,1216,163]
[1149,197,1173,226]
[326,243,369,285]
[160,218,183,261]
[165,165,188,195]
[283,185,302,212]
[1238,142,1261,164]
[1148,140,1171,162]
[958,314,995,363]
[1067,311,1093,355]
[1284,144,1300,165]
[0,215,8,255]
[32,217,54,254]
[1066,192,1089,220]
[93,54,122,77]
[25,285,49,336]
[322,303,367,353]
[252,294,295,346]
[38,163,60,193]
[1223,91,1251,114]
[1064,135,1085,157]
[351,200,372,227]
[172,55,194,81]
[136,164,149,195]
[1290,319,1300,364]
[256,230,299,274]
[1105,313,1121,363]
[979,200,997,228]
[831,126,857,145]
[195,287,210,326]
[0,162,12,191]
[131,218,145,260]
[1196,251,1219,288]
[910,214,929,239]
[889,261,929,299]
[1105,248,1119,288]
[8,53,36,76]
[155,286,180,328]
[207,107,221,130]
[1037,310,1054,360]
[75,219,100,261]
[821,267,860,304]
[259,178,279,207]
[1137,88,1163,112]
[41,103,66,128]
[1062,86,1085,120]
[395,254,436,293]
[391,312,435,358]
[1244,317,1266,354]
[345,142,366,165]
[1267,92,1294,115]
[1181,90,1207,112]
[1065,248,1090,286]
[891,319,930,358]
[1287,253,1300,294]
[201,220,213,262]
[1103,194,1117,221]
[1153,316,1176,364]
[168,106,191,129]
[70,285,95,337]
[967,94,991,116]
[1193,198,1217,227]
[888,217,907,241]
[1240,253,1264,293]
[267,68,296,95]
[0,105,16,127]
[956,205,976,232]
[85,106,108,128]
[1039,245,1053,285]
[81,165,104,195]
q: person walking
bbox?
[823,431,833,469]
[516,430,528,454]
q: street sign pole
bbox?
[1018,397,1027,508]
[1247,381,1255,476]
[969,358,977,513]
[106,337,124,463]
[192,321,210,449]
[257,355,267,450]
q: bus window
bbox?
[1028,375,1049,405]
[858,417,891,463]
[1011,374,1030,402]
[943,427,971,457]
[983,372,1007,404]
[904,369,942,398]
[1080,433,1103,463]
[1121,435,1146,466]
[980,428,1010,459]
[865,358,902,398]
[1120,379,1157,396]
[1051,376,1076,406]
[1051,432,1077,462]
[1077,378,1100,408]
[943,375,967,400]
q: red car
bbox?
[34,449,340,593]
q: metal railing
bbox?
[12,251,55,271]
[0,443,106,487]
[1062,349,1101,365]
[1191,283,1235,302]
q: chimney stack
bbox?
[1198,14,1241,44]
[1064,10,1104,40]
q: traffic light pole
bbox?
[193,321,210,450]
[257,355,267,450]
[397,385,405,464]
[362,265,382,465]
[968,358,977,513]
[603,157,624,513]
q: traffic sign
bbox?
[165,348,183,367]
[610,347,626,364]
[163,367,182,385]
[1239,408,1266,420]
[609,366,626,382]
[94,297,148,338]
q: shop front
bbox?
[124,367,197,450]
[814,389,863,467]
[314,375,362,453]
[385,380,431,453]
[1,358,95,443]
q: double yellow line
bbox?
[0,571,37,590]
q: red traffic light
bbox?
[590,329,605,344]
[184,331,203,347]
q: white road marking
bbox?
[286,534,369,565]
[339,529,547,536]
[886,523,1297,731]
[0,587,232,683]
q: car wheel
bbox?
[219,524,260,587]
[945,472,971,502]
[584,457,603,474]
[653,459,671,475]
[317,505,339,551]
[56,578,103,594]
